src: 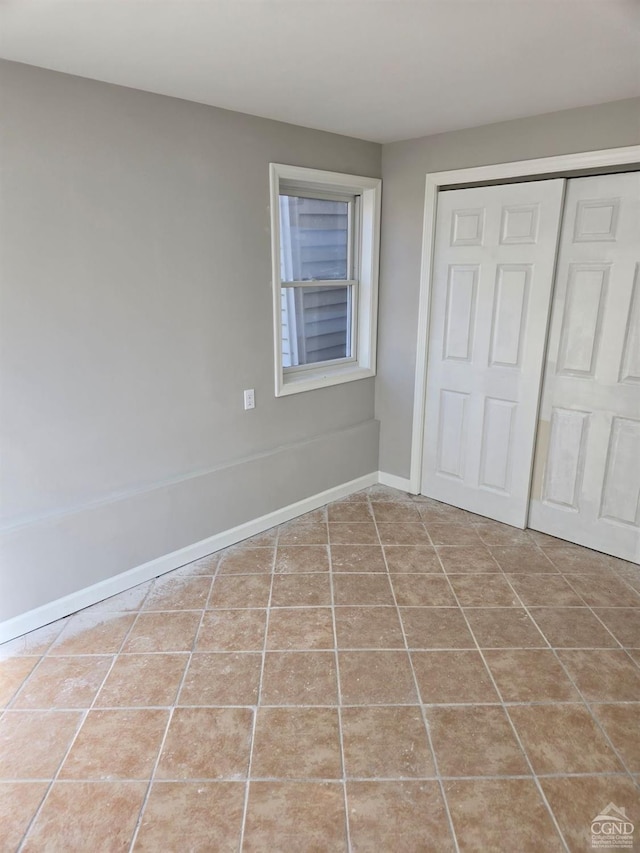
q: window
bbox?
[270,164,381,396]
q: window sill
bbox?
[277,364,375,396]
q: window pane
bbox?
[279,195,349,282]
[281,285,352,367]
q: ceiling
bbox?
[1,0,638,143]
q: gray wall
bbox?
[0,60,381,622]
[376,97,640,479]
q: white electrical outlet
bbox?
[243,389,255,410]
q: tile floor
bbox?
[1,485,639,852]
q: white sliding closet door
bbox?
[529,172,640,562]
[421,179,565,527]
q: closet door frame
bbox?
[408,145,640,497]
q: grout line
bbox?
[327,512,353,853]
[559,574,629,649]
[237,527,278,852]
[370,495,462,853]
[16,590,148,852]
[126,570,218,852]
[433,549,572,853]
[500,574,640,788]
[14,708,88,853]
[4,488,640,851]
[2,770,634,784]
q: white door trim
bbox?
[409,145,640,494]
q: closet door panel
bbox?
[421,179,565,527]
[529,172,640,562]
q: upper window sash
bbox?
[278,191,358,284]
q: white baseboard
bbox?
[0,472,378,645]
[377,471,417,494]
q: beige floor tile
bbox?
[505,573,584,606]
[490,546,557,574]
[11,656,113,709]
[391,574,456,607]
[417,501,470,524]
[377,522,431,547]
[243,781,347,852]
[271,573,331,607]
[383,545,441,573]
[464,608,546,648]
[0,657,39,707]
[59,708,169,780]
[0,710,82,779]
[328,522,379,545]
[278,521,328,546]
[546,547,623,574]
[526,529,569,548]
[156,707,253,779]
[590,703,640,772]
[473,521,535,547]
[333,573,394,606]
[298,507,328,523]
[565,574,640,608]
[338,651,417,704]
[196,609,267,651]
[367,485,414,503]
[6,487,640,851]
[21,781,147,852]
[541,775,640,852]
[95,653,188,707]
[529,607,620,648]
[122,611,201,653]
[0,782,49,851]
[557,650,640,701]
[48,613,136,655]
[217,546,274,575]
[261,651,337,705]
[444,778,565,852]
[483,649,580,702]
[244,529,278,546]
[251,707,342,778]
[400,607,476,649]
[427,706,529,776]
[593,608,640,647]
[370,502,422,523]
[266,607,334,650]
[628,649,640,667]
[436,546,501,573]
[274,545,329,573]
[347,781,455,851]
[134,781,245,852]
[448,574,519,607]
[185,553,221,574]
[341,706,434,778]
[509,703,623,774]
[412,651,499,704]
[0,626,66,664]
[207,575,272,609]
[615,571,640,597]
[330,544,387,572]
[178,652,262,705]
[86,582,151,613]
[142,575,213,610]
[335,606,405,649]
[426,524,481,548]
[327,501,374,523]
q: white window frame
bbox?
[270,163,381,396]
